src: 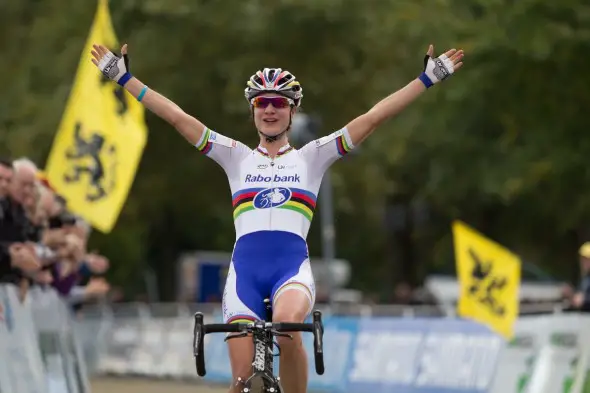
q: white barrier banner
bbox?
[490,314,590,393]
[0,284,90,393]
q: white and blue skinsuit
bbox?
[194,126,354,323]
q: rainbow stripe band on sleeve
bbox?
[195,128,213,155]
[232,187,317,221]
[336,132,353,156]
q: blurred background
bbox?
[2,0,590,392]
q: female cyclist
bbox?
[91,43,463,393]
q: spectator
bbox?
[31,183,54,227]
[12,158,39,224]
[45,210,110,305]
[0,156,112,309]
[23,183,59,286]
[0,158,13,197]
[0,158,42,285]
[563,242,590,312]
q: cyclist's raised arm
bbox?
[345,45,464,146]
[91,44,253,176]
[90,44,205,145]
[123,76,205,145]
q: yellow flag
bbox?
[452,220,521,339]
[44,0,147,233]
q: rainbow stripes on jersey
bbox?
[232,187,317,221]
[336,132,353,156]
[195,128,213,155]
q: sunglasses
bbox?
[250,96,294,109]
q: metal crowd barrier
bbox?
[0,282,569,393]
[0,284,90,393]
[69,300,579,393]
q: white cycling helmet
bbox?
[244,67,303,107]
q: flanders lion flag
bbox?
[452,220,521,339]
[44,0,147,233]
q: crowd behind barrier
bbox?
[0,157,111,321]
[3,282,590,393]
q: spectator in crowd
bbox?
[0,156,111,309]
[562,242,590,312]
[31,182,55,227]
[0,158,42,286]
[12,158,41,223]
[0,158,12,198]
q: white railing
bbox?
[0,287,574,393]
[0,284,90,393]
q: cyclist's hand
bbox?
[419,44,464,88]
[90,43,133,86]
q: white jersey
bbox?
[194,126,355,241]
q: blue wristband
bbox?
[137,85,148,102]
[418,72,433,88]
[117,72,133,87]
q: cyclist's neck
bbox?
[258,138,290,159]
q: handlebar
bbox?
[193,311,325,377]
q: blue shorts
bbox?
[222,230,316,323]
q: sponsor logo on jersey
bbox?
[245,174,300,183]
[253,187,292,209]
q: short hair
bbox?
[12,157,38,173]
[0,157,12,169]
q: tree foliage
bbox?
[1,0,589,299]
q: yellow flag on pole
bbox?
[44,0,147,233]
[452,220,521,339]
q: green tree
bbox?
[1,0,589,299]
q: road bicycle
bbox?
[193,298,325,393]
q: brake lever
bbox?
[224,332,249,342]
[271,330,293,340]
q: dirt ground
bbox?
[90,377,228,393]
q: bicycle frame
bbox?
[193,300,324,393]
[242,320,282,391]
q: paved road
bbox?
[90,377,228,393]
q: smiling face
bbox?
[252,93,296,138]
